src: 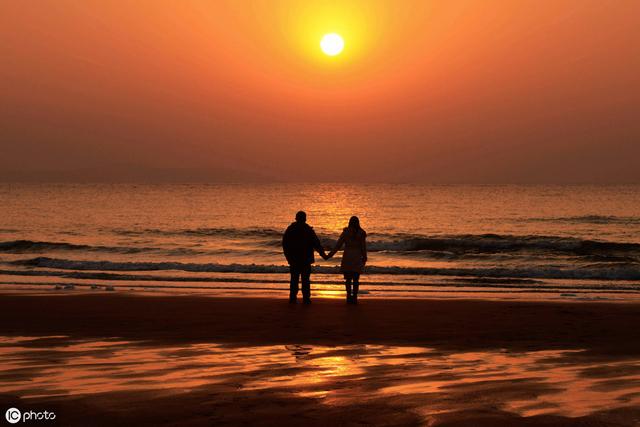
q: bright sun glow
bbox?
[320,33,344,56]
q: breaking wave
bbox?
[0,240,202,255]
[366,234,640,255]
[3,232,639,258]
[528,215,640,225]
[10,257,640,281]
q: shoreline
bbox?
[1,293,639,354]
[3,282,640,304]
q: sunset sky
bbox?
[1,0,639,183]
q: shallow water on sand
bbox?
[1,336,639,421]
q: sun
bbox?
[320,33,344,56]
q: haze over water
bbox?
[1,183,639,300]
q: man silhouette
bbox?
[282,211,327,304]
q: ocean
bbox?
[1,183,639,300]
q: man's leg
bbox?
[300,264,312,303]
[289,265,300,303]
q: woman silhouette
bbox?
[327,216,367,304]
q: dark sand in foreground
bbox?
[1,294,640,426]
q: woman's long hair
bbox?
[347,216,361,235]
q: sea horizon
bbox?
[2,182,639,301]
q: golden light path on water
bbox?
[1,336,639,420]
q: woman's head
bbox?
[348,216,360,230]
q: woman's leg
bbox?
[352,273,360,303]
[344,273,352,302]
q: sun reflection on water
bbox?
[0,336,639,419]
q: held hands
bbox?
[321,250,335,261]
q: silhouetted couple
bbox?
[282,211,367,304]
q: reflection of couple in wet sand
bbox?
[282,211,367,305]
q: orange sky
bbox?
[1,0,639,183]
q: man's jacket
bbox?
[282,222,322,266]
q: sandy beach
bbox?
[1,293,639,426]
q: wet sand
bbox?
[1,294,640,426]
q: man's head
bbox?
[295,211,307,223]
